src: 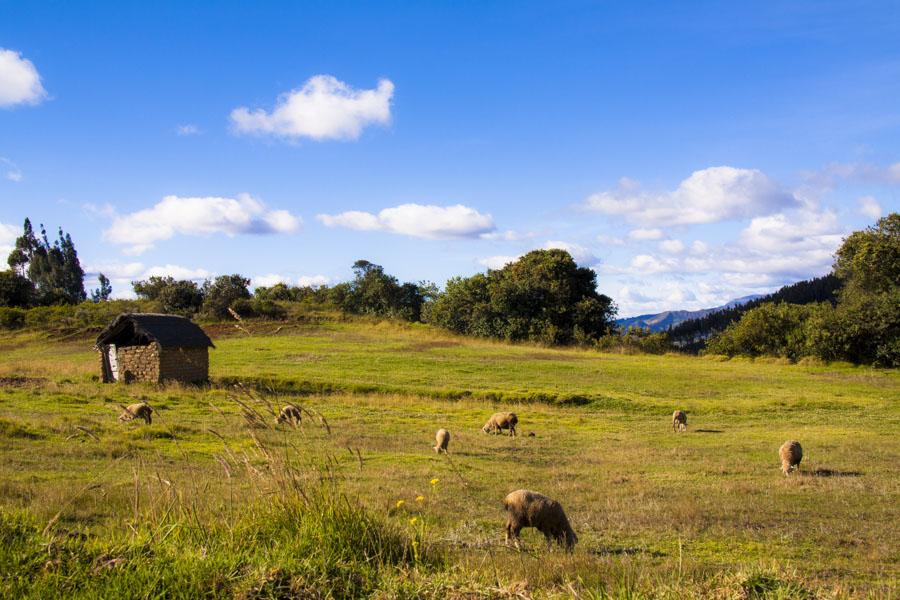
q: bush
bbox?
[706,302,827,360]
[201,275,251,319]
[596,328,672,354]
[230,298,288,320]
[0,308,26,329]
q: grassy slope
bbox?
[0,320,898,598]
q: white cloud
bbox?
[0,221,19,259]
[658,239,685,254]
[0,49,47,108]
[104,194,301,254]
[596,234,625,246]
[297,275,329,288]
[583,166,797,225]
[231,75,394,141]
[252,273,290,288]
[542,240,599,266]
[317,203,494,240]
[176,124,201,136]
[478,255,520,269]
[857,196,882,220]
[480,229,534,242]
[629,254,679,274]
[83,262,212,299]
[608,206,847,315]
[628,227,664,241]
[1,158,22,182]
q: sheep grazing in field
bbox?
[502,489,577,551]
[482,412,518,436]
[118,402,153,425]
[276,404,302,427]
[672,410,687,432]
[434,428,450,453]
[780,440,803,475]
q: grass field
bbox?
[0,319,898,598]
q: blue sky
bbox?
[1,1,898,316]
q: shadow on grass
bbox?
[590,546,666,558]
[811,468,863,478]
[694,429,724,433]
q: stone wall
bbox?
[158,346,209,383]
[117,343,161,383]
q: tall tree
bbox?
[6,219,86,304]
[91,274,113,302]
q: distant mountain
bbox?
[615,295,764,332]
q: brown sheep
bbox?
[118,402,153,425]
[502,489,577,551]
[276,404,302,427]
[433,428,450,453]
[672,410,687,432]
[780,440,803,475]
[482,412,518,436]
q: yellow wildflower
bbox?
[409,517,418,526]
[395,500,405,509]
[430,478,440,486]
[415,495,425,502]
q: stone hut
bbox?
[96,313,214,384]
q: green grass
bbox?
[0,318,898,597]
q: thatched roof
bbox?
[96,313,214,348]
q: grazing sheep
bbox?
[433,428,450,453]
[502,489,577,551]
[118,402,152,425]
[672,410,687,432]
[780,440,803,475]
[482,412,518,436]
[276,404,302,427]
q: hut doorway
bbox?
[107,345,119,382]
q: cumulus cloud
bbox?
[231,75,394,141]
[480,229,534,242]
[583,166,797,225]
[1,157,22,182]
[658,239,685,254]
[609,207,847,315]
[596,234,625,246]
[628,228,664,241]
[857,196,882,220]
[0,48,47,108]
[252,273,290,288]
[0,221,19,259]
[297,275,329,288]
[83,262,212,299]
[542,240,599,266]
[478,255,520,269]
[317,203,494,240]
[104,194,301,254]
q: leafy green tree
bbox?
[91,274,112,302]
[338,260,427,320]
[823,213,900,366]
[426,249,616,345]
[706,302,826,359]
[6,218,86,304]
[202,274,251,319]
[133,276,205,316]
[834,213,900,295]
[0,270,34,307]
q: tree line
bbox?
[2,214,897,365]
